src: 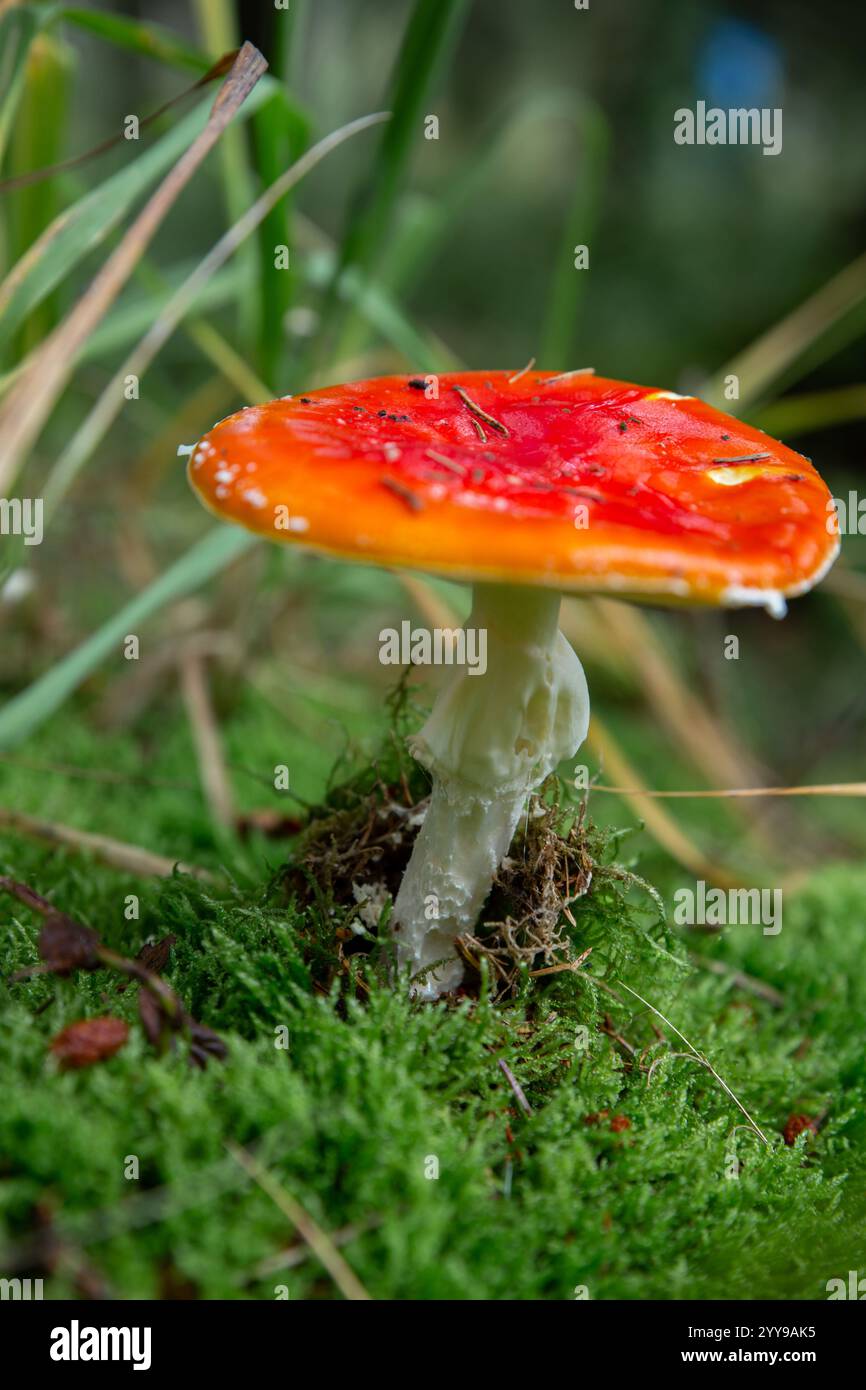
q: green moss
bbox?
[1,694,864,1300]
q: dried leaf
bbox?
[236,809,304,840]
[138,988,165,1048]
[3,876,225,1068]
[0,807,215,880]
[187,1018,229,1069]
[137,934,177,975]
[38,912,101,974]
[50,1017,129,1069]
[117,934,177,994]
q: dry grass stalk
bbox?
[0,43,268,494]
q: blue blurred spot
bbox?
[697,20,782,108]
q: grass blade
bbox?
[327,89,607,371]
[60,5,210,72]
[0,526,257,750]
[0,42,268,496]
[0,805,214,879]
[303,244,458,372]
[0,4,59,168]
[751,383,866,438]
[4,28,73,351]
[538,96,609,367]
[225,1142,372,1301]
[702,249,866,412]
[194,0,258,343]
[39,110,390,517]
[323,0,469,363]
[618,980,771,1147]
[253,85,311,385]
[0,264,246,398]
[587,713,748,890]
[0,78,274,353]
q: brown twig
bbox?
[0,806,215,880]
[178,649,236,830]
[0,51,241,193]
[2,877,226,1066]
[529,945,593,978]
[497,1058,533,1117]
[452,386,509,435]
[381,476,424,512]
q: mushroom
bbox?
[187,371,839,998]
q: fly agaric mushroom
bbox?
[187,371,839,997]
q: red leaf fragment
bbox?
[783,1112,819,1146]
[50,1017,129,1069]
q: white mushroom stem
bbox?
[392,583,590,998]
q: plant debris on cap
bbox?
[187,371,839,612]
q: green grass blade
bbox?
[0,527,258,750]
[194,0,258,346]
[372,90,609,367]
[324,0,470,363]
[33,111,388,518]
[0,43,268,497]
[73,262,245,362]
[537,97,609,368]
[0,5,61,169]
[702,249,866,413]
[5,29,74,353]
[751,384,866,439]
[253,86,311,387]
[0,263,245,396]
[304,246,457,371]
[275,0,310,95]
[0,79,274,354]
[60,6,209,72]
[253,0,313,384]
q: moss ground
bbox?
[1,684,864,1301]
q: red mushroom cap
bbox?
[187,371,838,610]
